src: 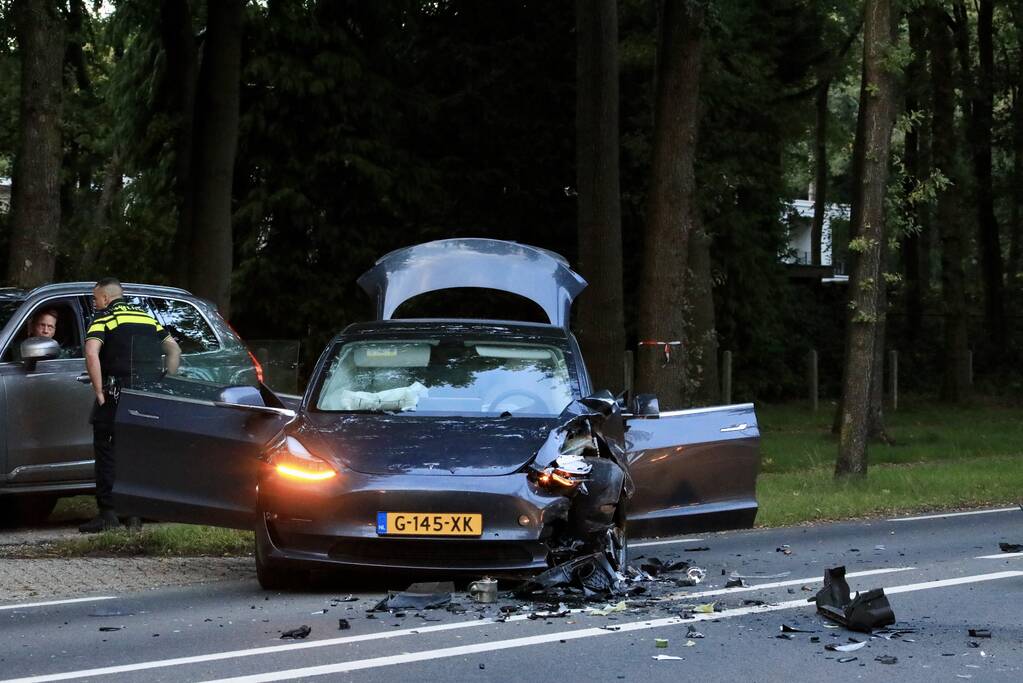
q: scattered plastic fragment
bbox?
[684,639,696,647]
[836,657,858,664]
[528,603,570,620]
[655,638,669,648]
[376,582,454,610]
[781,624,812,633]
[743,599,766,606]
[98,626,123,632]
[338,619,350,631]
[776,545,792,555]
[825,641,867,653]
[311,609,328,615]
[875,655,897,665]
[652,655,684,661]
[967,629,991,638]
[725,577,745,588]
[674,566,707,587]
[640,558,689,576]
[683,546,710,552]
[810,636,820,643]
[814,566,895,632]
[776,634,794,640]
[516,552,625,598]
[587,601,627,616]
[686,626,704,639]
[694,603,716,614]
[280,626,311,639]
[999,542,1022,553]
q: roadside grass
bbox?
[25,524,253,558]
[755,397,1023,526]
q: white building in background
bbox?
[0,178,10,214]
[782,197,850,283]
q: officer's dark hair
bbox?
[95,277,121,289]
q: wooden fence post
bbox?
[807,349,818,412]
[721,350,732,405]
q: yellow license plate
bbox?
[377,512,482,536]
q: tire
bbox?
[254,520,302,590]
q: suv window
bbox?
[3,299,84,361]
[149,298,220,354]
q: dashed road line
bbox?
[888,507,1020,522]
[0,596,116,612]
[976,552,1023,560]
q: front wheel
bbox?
[254,522,302,590]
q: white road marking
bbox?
[976,552,1023,559]
[630,537,704,548]
[0,564,994,683]
[0,596,116,612]
[658,566,915,603]
[205,570,1023,683]
[887,507,1020,522]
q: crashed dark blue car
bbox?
[112,239,760,588]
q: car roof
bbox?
[0,282,204,305]
[339,318,571,341]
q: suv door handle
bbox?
[128,409,160,420]
[76,373,91,384]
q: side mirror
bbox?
[631,393,660,417]
[217,385,266,407]
[20,337,60,367]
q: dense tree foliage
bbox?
[1,0,1020,424]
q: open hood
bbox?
[356,238,587,329]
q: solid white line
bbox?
[659,566,915,602]
[630,537,704,548]
[0,596,116,612]
[976,552,1023,560]
[205,570,1023,683]
[0,564,912,683]
[888,507,1020,522]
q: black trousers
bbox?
[91,392,119,512]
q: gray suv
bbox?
[0,282,258,523]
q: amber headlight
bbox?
[267,436,337,481]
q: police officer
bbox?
[78,278,182,533]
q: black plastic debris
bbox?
[776,545,792,555]
[376,582,454,611]
[967,629,991,638]
[516,552,624,598]
[281,626,311,639]
[329,595,358,607]
[836,657,858,664]
[640,557,689,576]
[781,624,812,633]
[686,626,705,639]
[683,546,710,552]
[98,626,123,632]
[776,634,795,640]
[814,566,895,632]
[725,577,745,588]
[338,619,351,631]
[528,603,570,620]
[875,655,897,665]
[999,543,1022,553]
[743,599,766,606]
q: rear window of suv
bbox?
[148,298,221,354]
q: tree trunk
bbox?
[575,0,625,395]
[636,0,705,409]
[968,0,1005,351]
[186,0,243,318]
[929,4,971,402]
[835,0,898,478]
[161,0,199,286]
[902,8,926,341]
[868,281,893,443]
[811,80,829,267]
[7,0,66,288]
[687,224,718,405]
[1011,5,1023,282]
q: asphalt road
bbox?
[2,507,1021,682]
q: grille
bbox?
[328,539,535,568]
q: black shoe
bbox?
[78,510,120,534]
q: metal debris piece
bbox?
[875,655,897,664]
[967,629,991,638]
[825,641,867,653]
[468,577,498,603]
[280,626,311,639]
[675,566,707,587]
[814,566,895,632]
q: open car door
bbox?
[626,403,760,538]
[112,378,294,530]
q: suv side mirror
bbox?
[216,385,266,407]
[20,337,60,367]
[631,393,660,417]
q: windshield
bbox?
[313,339,575,416]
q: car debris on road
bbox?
[813,565,895,632]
